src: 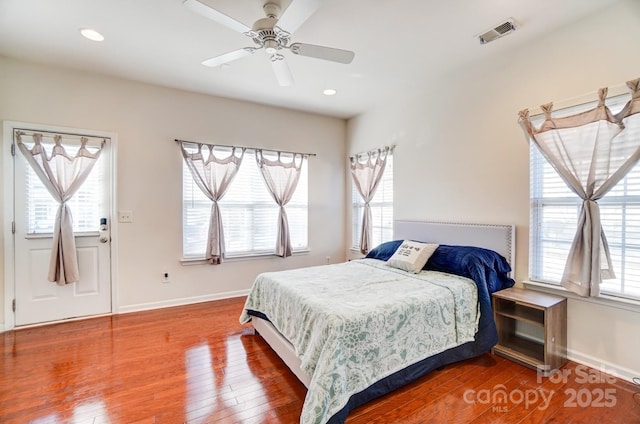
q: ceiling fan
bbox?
[184,0,355,86]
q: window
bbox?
[351,154,393,250]
[25,138,105,235]
[529,97,640,301]
[182,148,308,259]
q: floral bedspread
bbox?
[239,258,480,424]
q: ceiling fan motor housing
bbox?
[251,15,288,52]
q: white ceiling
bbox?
[0,0,621,119]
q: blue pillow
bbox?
[365,240,403,260]
[425,245,515,293]
[365,240,514,293]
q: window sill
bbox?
[181,249,310,265]
[25,231,99,239]
[522,280,640,314]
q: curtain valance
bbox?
[175,139,316,157]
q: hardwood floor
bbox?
[1,297,639,423]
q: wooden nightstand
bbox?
[492,287,567,375]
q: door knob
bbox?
[99,218,109,243]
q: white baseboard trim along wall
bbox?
[117,289,250,314]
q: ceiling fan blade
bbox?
[290,43,354,64]
[184,0,251,34]
[271,55,294,87]
[202,48,256,67]
[275,0,323,34]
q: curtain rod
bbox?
[175,138,316,157]
[350,144,396,159]
[14,128,111,142]
[524,81,631,119]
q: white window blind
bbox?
[25,139,105,234]
[529,96,640,300]
[182,149,308,259]
[351,154,394,250]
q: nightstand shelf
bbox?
[492,287,567,375]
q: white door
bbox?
[12,129,112,326]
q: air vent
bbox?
[478,19,517,44]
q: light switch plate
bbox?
[118,210,133,223]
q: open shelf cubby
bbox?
[492,287,567,375]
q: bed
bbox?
[240,221,515,424]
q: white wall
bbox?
[0,56,347,324]
[347,0,640,379]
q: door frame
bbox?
[2,120,119,331]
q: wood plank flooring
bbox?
[1,297,639,423]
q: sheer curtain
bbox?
[519,78,640,297]
[350,146,391,254]
[180,142,245,264]
[16,133,104,285]
[255,150,305,257]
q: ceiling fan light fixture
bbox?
[264,39,279,54]
[79,28,104,42]
[323,88,337,96]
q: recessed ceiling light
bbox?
[323,88,337,96]
[80,28,104,42]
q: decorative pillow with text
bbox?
[386,240,439,273]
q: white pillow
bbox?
[386,240,439,273]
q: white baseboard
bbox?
[117,289,250,314]
[567,348,639,384]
